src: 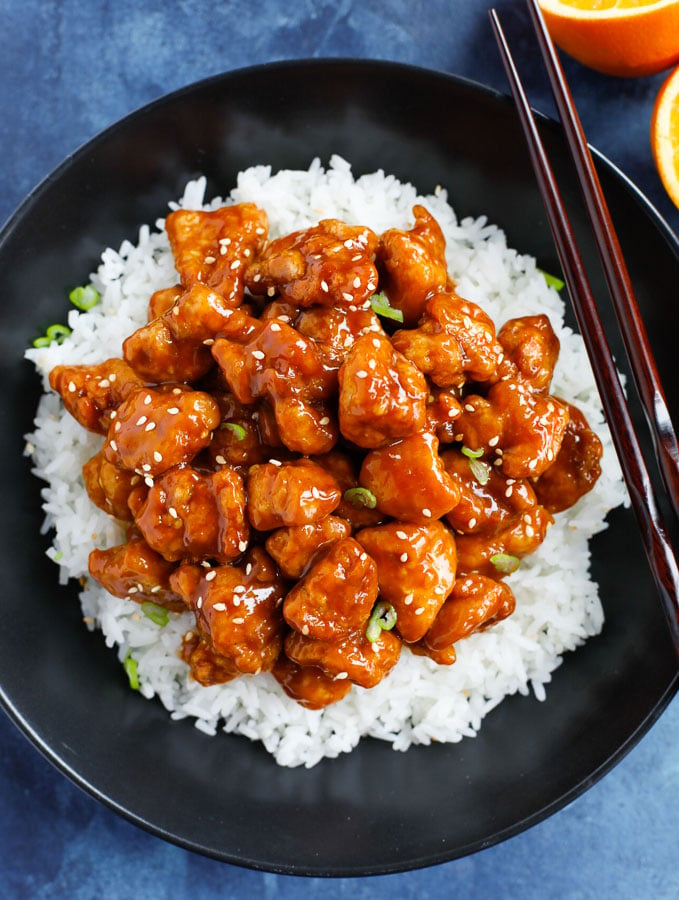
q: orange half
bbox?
[538,0,679,77]
[651,63,679,208]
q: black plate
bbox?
[0,59,677,876]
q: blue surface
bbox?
[2,1,679,897]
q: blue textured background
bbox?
[2,1,679,897]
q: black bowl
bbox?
[1,59,677,876]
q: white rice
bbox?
[25,156,627,768]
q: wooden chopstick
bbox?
[524,0,679,524]
[489,8,679,654]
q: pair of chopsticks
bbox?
[489,0,679,654]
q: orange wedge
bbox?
[538,0,679,78]
[651,64,679,208]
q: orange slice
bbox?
[537,0,679,78]
[651,63,679,208]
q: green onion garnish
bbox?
[32,323,72,348]
[369,292,404,323]
[365,601,397,643]
[490,553,520,575]
[537,268,565,291]
[343,487,377,509]
[461,446,490,485]
[140,601,170,627]
[123,651,140,690]
[69,284,101,310]
[461,445,484,460]
[221,422,247,440]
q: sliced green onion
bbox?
[123,651,139,690]
[469,458,491,485]
[221,422,247,440]
[32,323,72,348]
[461,445,484,460]
[140,601,170,627]
[537,268,565,291]
[365,601,397,643]
[343,487,377,509]
[69,284,101,310]
[369,292,404,323]
[490,553,520,575]
[53,551,63,562]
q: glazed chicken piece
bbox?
[200,392,282,470]
[82,449,140,521]
[103,385,220,477]
[377,205,450,326]
[88,532,185,610]
[244,219,378,309]
[181,631,240,686]
[265,515,351,579]
[294,304,385,370]
[212,318,338,455]
[49,358,145,434]
[420,574,516,654]
[171,547,286,675]
[533,401,603,513]
[123,283,256,383]
[392,290,505,387]
[453,379,570,480]
[165,203,269,305]
[356,521,457,643]
[147,284,183,320]
[496,314,560,392]
[285,624,402,689]
[359,431,460,523]
[272,656,353,709]
[312,450,385,530]
[283,537,378,641]
[246,459,342,531]
[442,447,542,537]
[337,332,428,449]
[454,502,553,577]
[128,465,248,564]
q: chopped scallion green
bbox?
[343,487,377,509]
[221,422,247,440]
[490,553,520,575]
[140,602,170,627]
[32,323,72,348]
[369,292,404,323]
[537,268,565,291]
[365,601,397,643]
[123,651,139,690]
[461,445,484,460]
[69,284,101,310]
[469,457,491,485]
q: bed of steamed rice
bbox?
[24,156,627,768]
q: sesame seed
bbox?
[203,338,214,346]
[342,292,353,302]
[267,287,275,297]
[167,407,179,415]
[109,440,118,452]
[144,476,154,487]
[233,617,245,625]
[136,416,147,426]
[145,421,156,432]
[311,486,321,499]
[252,350,265,360]
[488,435,499,447]
[404,594,414,606]
[335,671,349,680]
[400,552,408,563]
[359,552,368,562]
[144,394,152,405]
[245,563,252,575]
[319,416,330,426]
[252,271,261,280]
[204,255,216,264]
[372,338,381,348]
[172,305,180,315]
[153,451,162,462]
[110,410,117,419]
[353,276,361,288]
[547,448,554,461]
[464,404,475,413]
[371,642,380,652]
[98,379,110,388]
[526,525,535,537]
[396,530,408,539]
[215,455,227,465]
[368,359,376,370]
[114,421,122,432]
[422,508,432,518]
[468,517,477,529]
[68,381,76,393]
[270,322,281,332]
[321,280,329,292]
[528,459,538,470]
[494,458,503,466]
[234,585,246,594]
[151,585,161,593]
[172,387,182,394]
[109,373,117,382]
[238,540,248,552]
[367,282,376,291]
[302,625,310,636]
[213,602,226,611]
[255,227,265,235]
[220,245,228,255]
[168,507,178,518]
[230,259,240,270]
[356,370,368,378]
[415,607,425,616]
[128,586,138,594]
[505,486,513,498]
[278,315,290,323]
[205,570,217,581]
[269,458,282,467]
